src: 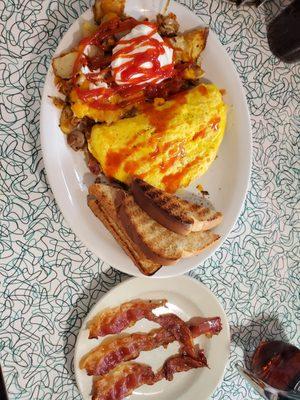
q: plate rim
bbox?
[40,0,252,278]
[73,275,231,400]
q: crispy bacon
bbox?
[81,316,221,376]
[92,362,155,400]
[81,329,173,375]
[156,348,208,381]
[187,316,222,337]
[87,299,167,339]
[148,313,196,358]
[92,354,207,400]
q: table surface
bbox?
[0,0,299,399]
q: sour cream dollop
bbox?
[111,23,174,86]
[80,65,108,90]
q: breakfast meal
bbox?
[51,0,227,273]
[79,298,222,400]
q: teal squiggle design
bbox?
[0,0,299,399]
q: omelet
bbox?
[88,84,227,193]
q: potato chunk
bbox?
[59,105,79,134]
[170,28,209,62]
[93,0,125,24]
[52,51,78,79]
[81,21,98,37]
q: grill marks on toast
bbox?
[88,182,222,275]
[132,178,222,234]
[141,185,194,225]
[120,193,220,261]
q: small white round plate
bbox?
[74,276,230,400]
[40,0,252,278]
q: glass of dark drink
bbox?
[267,0,300,63]
[251,341,300,392]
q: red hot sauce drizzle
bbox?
[73,18,175,111]
[103,90,188,181]
[111,22,174,86]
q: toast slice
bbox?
[88,184,162,275]
[131,178,222,235]
[116,190,220,262]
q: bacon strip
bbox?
[92,353,207,400]
[87,299,167,339]
[156,347,208,381]
[147,313,196,358]
[91,362,155,400]
[187,316,222,337]
[81,316,221,376]
[81,329,173,376]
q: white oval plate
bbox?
[74,276,230,400]
[40,0,252,278]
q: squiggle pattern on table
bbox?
[0,0,299,399]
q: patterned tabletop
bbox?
[0,0,299,399]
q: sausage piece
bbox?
[156,13,179,37]
[67,129,86,151]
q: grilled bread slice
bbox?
[131,178,222,235]
[88,184,162,276]
[116,190,220,263]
